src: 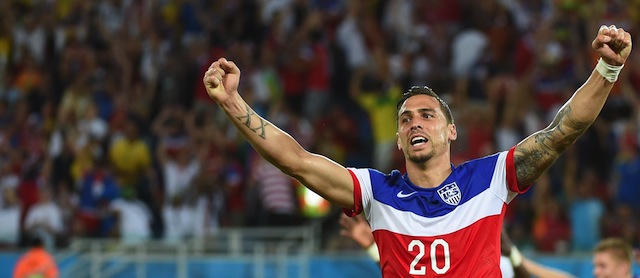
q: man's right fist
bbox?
[203,58,241,103]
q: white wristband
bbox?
[366,242,380,262]
[595,58,624,83]
[509,245,523,267]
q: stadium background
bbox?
[0,0,639,277]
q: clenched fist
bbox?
[592,25,632,66]
[203,58,241,104]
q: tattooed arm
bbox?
[202,58,355,208]
[513,26,632,189]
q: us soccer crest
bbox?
[437,182,462,206]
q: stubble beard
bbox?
[407,148,435,164]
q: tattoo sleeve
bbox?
[235,103,270,139]
[514,105,591,185]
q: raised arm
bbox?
[514,25,632,189]
[202,58,355,208]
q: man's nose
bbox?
[410,121,422,130]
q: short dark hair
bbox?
[27,234,44,248]
[396,86,454,125]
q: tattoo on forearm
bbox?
[235,104,270,139]
[515,105,591,184]
[541,106,591,153]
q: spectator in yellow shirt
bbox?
[109,115,151,188]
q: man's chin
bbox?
[408,152,432,163]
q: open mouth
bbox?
[411,136,428,146]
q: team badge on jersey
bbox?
[437,182,461,206]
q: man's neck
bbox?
[404,156,453,188]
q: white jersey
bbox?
[344,147,528,277]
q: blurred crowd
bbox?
[0,0,639,254]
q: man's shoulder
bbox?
[357,168,404,186]
[454,151,507,176]
[458,152,504,167]
[348,167,403,179]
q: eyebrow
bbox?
[399,108,437,117]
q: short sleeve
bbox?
[342,168,373,217]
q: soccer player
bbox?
[338,213,530,278]
[522,237,638,278]
[203,25,632,277]
[593,238,636,278]
[339,214,636,278]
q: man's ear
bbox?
[396,133,402,150]
[449,124,457,141]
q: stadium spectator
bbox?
[249,153,299,227]
[593,237,637,278]
[108,114,151,189]
[349,48,403,173]
[77,155,120,238]
[613,121,640,212]
[564,159,606,252]
[0,183,20,247]
[155,135,204,241]
[23,186,63,251]
[532,173,571,253]
[107,187,152,245]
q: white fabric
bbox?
[382,0,413,34]
[253,159,296,214]
[495,127,521,154]
[164,195,222,240]
[163,160,201,200]
[596,58,624,83]
[0,207,20,244]
[12,24,46,64]
[140,38,170,85]
[48,130,64,158]
[0,175,19,208]
[500,255,515,278]
[337,17,368,69]
[368,188,506,236]
[78,117,108,140]
[451,30,488,78]
[260,0,292,24]
[98,1,125,35]
[490,151,518,204]
[367,243,381,262]
[163,204,195,242]
[110,199,151,242]
[24,202,64,233]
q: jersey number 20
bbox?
[408,239,450,275]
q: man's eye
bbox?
[401,118,410,123]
